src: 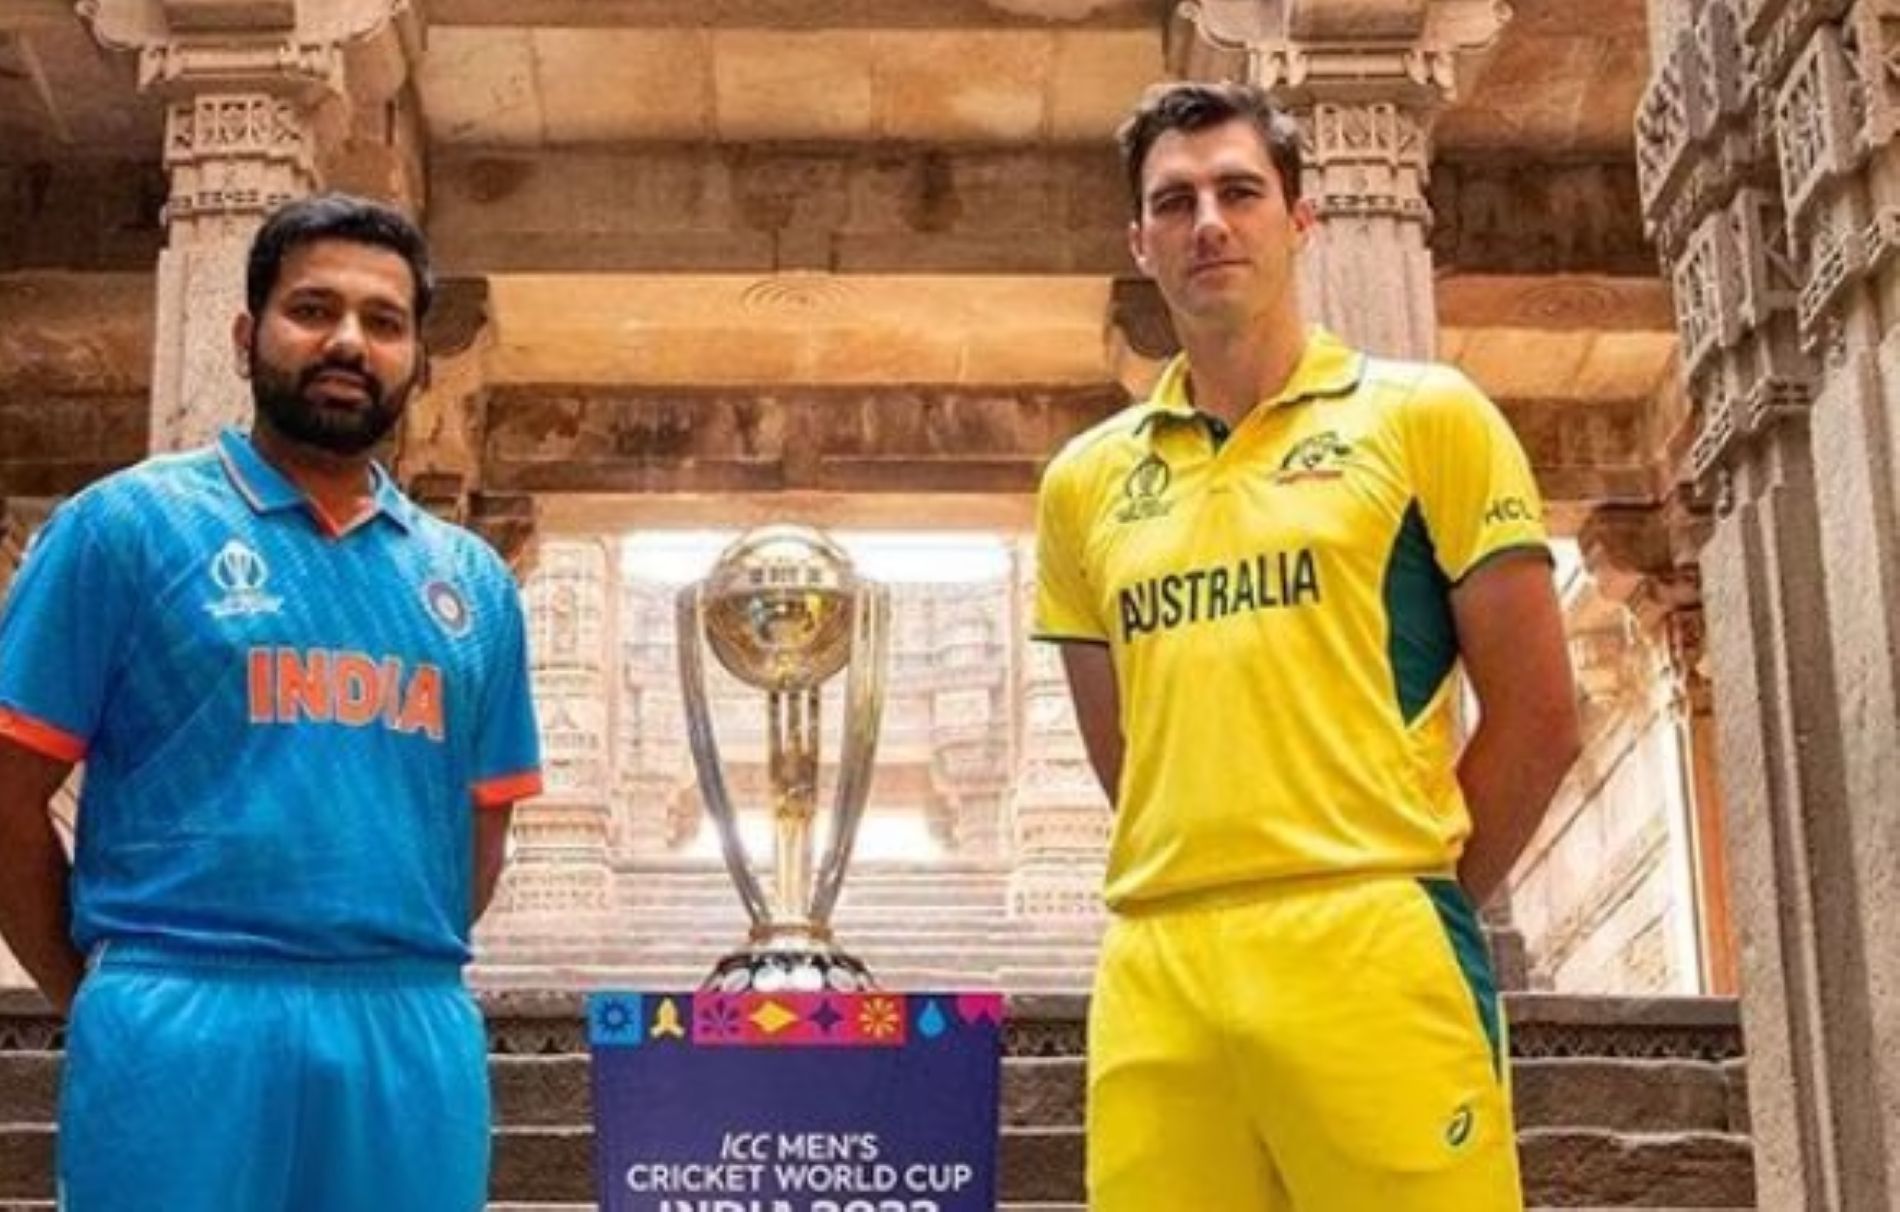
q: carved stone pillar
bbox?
[1006,543,1110,922]
[78,0,423,452]
[504,538,616,921]
[1639,0,1900,1203]
[927,585,1014,861]
[152,87,323,449]
[1170,0,1510,359]
[1579,501,1738,995]
[615,576,692,860]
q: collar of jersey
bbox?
[1144,325,1363,427]
[217,427,415,535]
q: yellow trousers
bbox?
[1087,874,1523,1211]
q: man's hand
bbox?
[0,738,85,1014]
[1451,552,1583,904]
[1058,642,1124,806]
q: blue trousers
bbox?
[58,946,491,1212]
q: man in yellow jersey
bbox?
[1034,82,1582,1211]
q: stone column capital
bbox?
[1576,498,1711,712]
[1168,0,1510,107]
[1578,499,1705,605]
[77,0,427,231]
[78,0,420,99]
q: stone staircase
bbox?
[475,860,1109,993]
[0,990,1754,1209]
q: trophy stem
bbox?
[766,688,822,934]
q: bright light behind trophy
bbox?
[675,524,892,993]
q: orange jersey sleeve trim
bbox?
[0,707,86,763]
[472,769,542,810]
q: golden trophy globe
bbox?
[676,525,892,993]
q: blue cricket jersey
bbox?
[0,428,542,964]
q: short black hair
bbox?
[245,193,435,321]
[1116,82,1304,215]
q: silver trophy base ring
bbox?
[704,950,877,995]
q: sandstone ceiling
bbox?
[0,0,1678,524]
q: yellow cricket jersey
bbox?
[1034,327,1550,910]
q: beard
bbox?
[249,345,415,457]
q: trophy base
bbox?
[703,949,877,995]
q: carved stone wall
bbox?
[1638,0,1900,1204]
[1510,587,1705,996]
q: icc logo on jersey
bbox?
[206,540,283,619]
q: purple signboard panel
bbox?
[589,991,1005,1212]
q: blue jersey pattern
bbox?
[0,429,541,964]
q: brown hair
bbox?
[1116,81,1303,215]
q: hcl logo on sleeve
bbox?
[207,540,283,619]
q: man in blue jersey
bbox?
[0,194,542,1211]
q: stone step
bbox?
[0,1053,1746,1138]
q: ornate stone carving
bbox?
[1006,608,1110,924]
[1795,202,1873,332]
[1637,30,1695,240]
[1300,101,1432,222]
[1746,0,1854,94]
[1729,188,1801,328]
[1674,212,1734,381]
[924,584,1014,857]
[509,539,615,916]
[528,541,609,670]
[1695,2,1750,140]
[1776,24,1860,229]
[1844,0,1900,148]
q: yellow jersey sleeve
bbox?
[1403,368,1550,582]
[1033,454,1109,643]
